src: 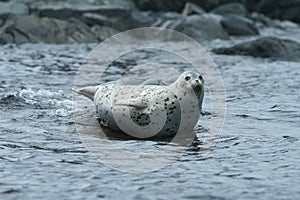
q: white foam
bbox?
[17,88,73,117]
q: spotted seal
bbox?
[73,71,204,138]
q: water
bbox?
[1,25,300,199]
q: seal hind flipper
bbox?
[72,86,99,101]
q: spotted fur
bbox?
[74,71,204,138]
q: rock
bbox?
[211,3,247,16]
[258,0,300,23]
[0,32,14,44]
[246,0,261,12]
[82,11,156,31]
[156,14,229,42]
[221,14,259,36]
[35,4,130,20]
[132,0,185,12]
[27,0,136,11]
[151,12,183,27]
[89,0,136,10]
[182,2,206,16]
[0,2,29,17]
[189,0,246,11]
[1,15,98,44]
[91,25,119,41]
[212,37,300,61]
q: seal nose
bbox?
[195,80,202,85]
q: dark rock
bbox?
[132,0,185,12]
[11,30,29,44]
[88,0,136,10]
[151,12,183,27]
[248,12,282,29]
[246,0,261,12]
[0,2,29,17]
[211,3,247,16]
[155,14,229,42]
[221,14,259,36]
[1,15,98,44]
[82,11,156,31]
[91,25,119,41]
[212,37,300,61]
[182,2,206,16]
[35,4,130,20]
[0,32,14,44]
[189,0,246,11]
[258,0,300,23]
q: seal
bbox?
[73,71,204,138]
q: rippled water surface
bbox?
[1,28,300,199]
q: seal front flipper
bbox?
[72,86,99,101]
[115,98,149,109]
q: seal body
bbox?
[94,84,182,137]
[74,71,204,138]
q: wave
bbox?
[0,88,73,117]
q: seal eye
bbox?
[199,75,203,81]
[185,76,191,81]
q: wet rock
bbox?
[91,25,119,41]
[0,2,29,17]
[211,3,247,16]
[88,0,136,10]
[212,37,300,61]
[82,11,156,31]
[132,0,185,12]
[35,4,130,20]
[151,12,183,27]
[0,32,14,44]
[156,14,229,42]
[246,0,261,12]
[190,0,246,11]
[182,2,206,16]
[258,0,300,23]
[221,14,259,36]
[1,15,97,44]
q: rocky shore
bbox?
[0,0,300,61]
[0,0,298,42]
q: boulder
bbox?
[258,0,300,23]
[182,2,206,16]
[221,14,259,36]
[246,0,261,12]
[0,32,14,44]
[151,12,183,27]
[189,0,247,11]
[88,0,136,10]
[0,2,29,17]
[212,37,300,61]
[156,14,229,42]
[211,3,247,16]
[132,0,185,12]
[35,4,130,20]
[91,25,119,41]
[0,15,98,44]
[82,11,156,31]
[27,0,136,10]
